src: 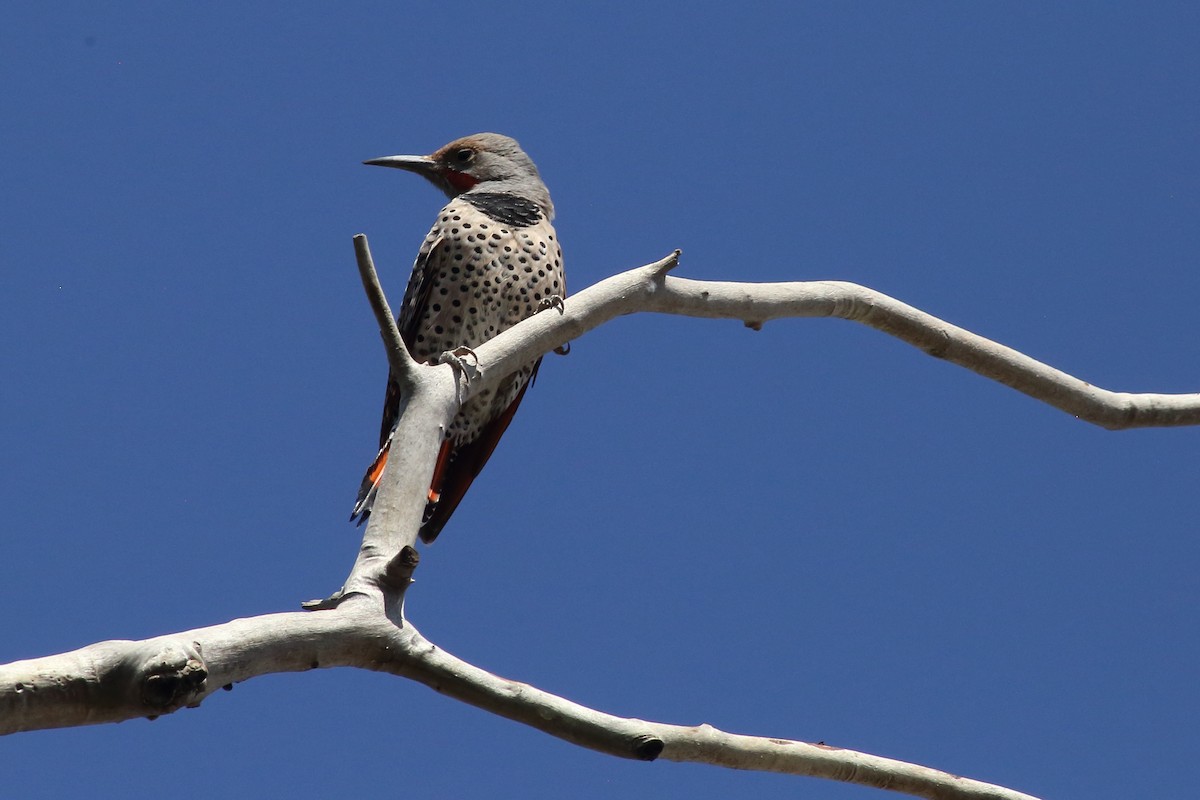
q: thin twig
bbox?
[353,233,417,387]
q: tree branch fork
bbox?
[6,234,1197,800]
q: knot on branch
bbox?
[138,644,208,712]
[379,545,421,627]
[923,327,953,360]
[633,733,665,761]
[381,545,421,593]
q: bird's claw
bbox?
[439,346,480,384]
[537,296,569,354]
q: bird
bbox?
[351,133,565,543]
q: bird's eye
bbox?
[452,148,475,164]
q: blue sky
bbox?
[3,3,1199,798]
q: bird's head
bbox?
[365,133,554,219]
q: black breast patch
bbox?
[465,192,543,227]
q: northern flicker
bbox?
[351,133,565,543]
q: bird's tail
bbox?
[349,438,455,532]
[349,442,390,525]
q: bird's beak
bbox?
[363,154,439,176]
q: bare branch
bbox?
[0,612,1040,800]
[14,246,1191,800]
[653,277,1200,429]
[0,606,389,734]
[658,725,1040,800]
[339,377,451,598]
[462,254,1200,430]
[397,624,1039,799]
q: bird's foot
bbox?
[439,346,480,384]
[537,295,565,315]
[536,295,570,355]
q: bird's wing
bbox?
[419,358,542,543]
[419,213,565,540]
